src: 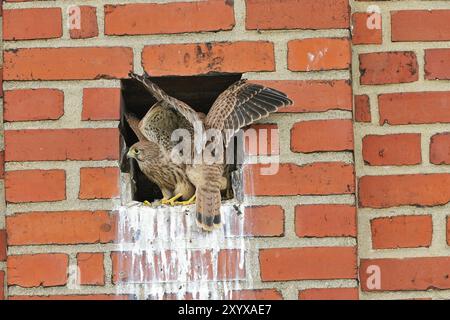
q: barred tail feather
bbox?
[195,186,222,232]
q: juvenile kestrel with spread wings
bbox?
[129,72,292,231]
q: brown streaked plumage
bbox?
[129,72,293,231]
[126,103,195,204]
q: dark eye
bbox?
[134,149,140,154]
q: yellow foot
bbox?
[160,194,183,206]
[175,195,196,206]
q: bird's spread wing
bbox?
[205,80,293,145]
[125,112,147,142]
[129,72,202,127]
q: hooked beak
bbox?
[127,149,135,159]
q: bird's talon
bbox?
[143,200,152,206]
[160,194,183,206]
[174,195,196,206]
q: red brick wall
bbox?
[352,0,450,299]
[0,0,448,300]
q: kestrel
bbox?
[126,102,196,206]
[129,72,292,231]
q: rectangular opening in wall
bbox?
[119,73,243,203]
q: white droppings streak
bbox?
[116,200,250,300]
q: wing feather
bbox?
[205,80,292,145]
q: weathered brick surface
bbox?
[359,174,450,208]
[362,134,422,166]
[69,6,98,39]
[359,52,418,85]
[360,257,450,291]
[82,88,121,121]
[425,49,450,80]
[354,94,371,123]
[379,92,450,125]
[142,42,275,76]
[291,120,354,153]
[260,247,357,281]
[4,8,62,40]
[77,253,105,286]
[245,0,349,30]
[79,167,120,200]
[295,205,356,238]
[4,47,133,80]
[244,163,355,196]
[6,211,116,245]
[352,12,382,45]
[391,10,450,42]
[288,38,351,71]
[5,129,119,161]
[5,170,66,203]
[105,2,235,35]
[371,215,432,249]
[4,89,64,122]
[8,254,68,288]
[430,133,450,165]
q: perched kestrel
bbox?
[129,72,292,231]
[126,102,196,206]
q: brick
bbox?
[299,288,359,300]
[242,206,284,237]
[360,257,450,291]
[352,12,382,45]
[9,294,131,300]
[244,124,279,156]
[5,170,66,203]
[260,247,356,281]
[4,8,62,40]
[69,6,98,39]
[359,52,418,85]
[5,128,119,162]
[379,92,450,125]
[362,134,422,166]
[354,94,371,122]
[112,249,244,283]
[447,217,450,246]
[0,68,3,98]
[0,271,4,300]
[231,289,283,300]
[255,80,352,113]
[77,253,105,286]
[245,163,354,196]
[359,174,450,208]
[291,120,354,153]
[142,42,274,76]
[105,1,234,35]
[4,47,133,80]
[6,211,116,245]
[4,89,64,122]
[288,38,350,71]
[0,230,6,261]
[246,0,349,30]
[8,254,68,288]
[392,10,450,42]
[82,88,121,121]
[79,167,120,200]
[295,205,356,238]
[430,133,450,165]
[0,151,4,179]
[425,49,450,80]
[371,215,432,249]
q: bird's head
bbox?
[127,141,160,163]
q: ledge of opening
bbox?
[119,73,243,203]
